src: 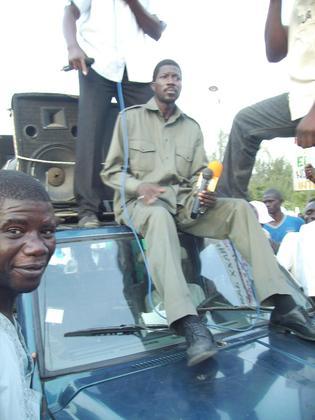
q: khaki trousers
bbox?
[126,198,293,325]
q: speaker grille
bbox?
[11,93,78,203]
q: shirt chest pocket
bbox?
[175,147,193,178]
[129,141,156,172]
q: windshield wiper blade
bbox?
[198,304,272,312]
[64,324,169,337]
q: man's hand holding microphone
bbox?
[191,161,223,219]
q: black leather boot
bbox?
[270,306,315,341]
[174,315,217,367]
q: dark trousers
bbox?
[75,68,153,218]
[216,93,300,199]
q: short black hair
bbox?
[0,170,51,205]
[263,188,283,202]
[152,59,181,81]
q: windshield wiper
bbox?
[64,324,169,337]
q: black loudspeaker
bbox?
[0,135,14,169]
[11,93,78,203]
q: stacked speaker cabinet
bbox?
[0,135,14,169]
[11,93,78,204]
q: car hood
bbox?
[47,331,315,419]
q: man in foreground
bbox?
[0,170,56,419]
[102,59,315,367]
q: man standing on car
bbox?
[0,170,56,419]
[63,0,166,227]
[102,59,315,367]
[217,0,315,199]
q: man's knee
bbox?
[136,205,175,233]
[219,197,251,216]
[147,205,174,224]
[232,198,251,211]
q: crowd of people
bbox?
[1,0,315,417]
[250,189,315,302]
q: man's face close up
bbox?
[0,199,56,295]
[152,65,182,104]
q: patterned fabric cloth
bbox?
[0,312,41,420]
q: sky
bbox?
[2,0,304,163]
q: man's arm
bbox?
[296,104,315,148]
[63,3,89,75]
[265,0,288,62]
[102,115,166,204]
[101,114,145,197]
[305,164,315,182]
[123,0,166,41]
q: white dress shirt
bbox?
[68,0,161,82]
[288,0,315,120]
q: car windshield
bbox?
[35,233,311,377]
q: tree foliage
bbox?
[248,157,314,212]
[208,133,314,212]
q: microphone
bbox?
[191,167,213,219]
[62,57,95,72]
[207,160,223,192]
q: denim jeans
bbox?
[216,93,300,199]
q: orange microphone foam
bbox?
[208,160,223,178]
[207,161,223,192]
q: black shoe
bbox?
[270,306,315,341]
[175,315,217,367]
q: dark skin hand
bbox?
[198,191,217,209]
[296,106,315,148]
[68,44,88,75]
[136,185,217,209]
[137,183,166,205]
[63,4,89,75]
[123,0,165,41]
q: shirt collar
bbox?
[144,97,184,121]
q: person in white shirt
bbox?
[277,200,315,298]
[0,170,56,420]
[63,0,166,227]
[217,0,315,200]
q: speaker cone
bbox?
[27,144,75,203]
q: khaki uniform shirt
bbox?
[101,98,208,222]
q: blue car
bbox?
[17,225,315,419]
